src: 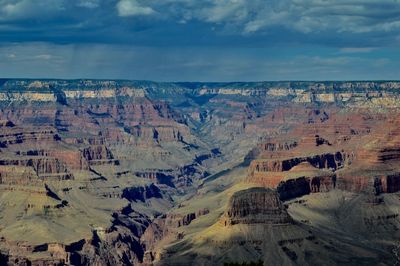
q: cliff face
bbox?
[249,151,346,173]
[0,208,152,266]
[165,208,210,228]
[223,187,292,226]
[0,80,215,265]
[121,184,163,202]
[2,80,400,109]
[244,105,400,200]
[2,79,400,265]
[277,177,311,201]
[0,157,73,181]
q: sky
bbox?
[0,0,399,81]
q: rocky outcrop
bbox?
[0,239,70,265]
[0,157,73,181]
[127,125,187,143]
[310,175,336,192]
[385,174,400,193]
[277,177,311,201]
[2,80,400,109]
[166,208,210,228]
[121,184,163,202]
[223,187,292,226]
[2,79,400,265]
[336,173,400,194]
[257,140,298,152]
[0,125,60,148]
[76,227,145,265]
[0,165,38,186]
[133,171,175,187]
[0,210,152,266]
[70,207,154,265]
[30,158,72,180]
[254,152,347,173]
[82,145,119,166]
[49,150,88,170]
[140,219,167,251]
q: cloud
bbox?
[35,54,52,60]
[77,0,99,9]
[0,1,399,33]
[198,0,249,23]
[157,0,400,35]
[0,0,65,20]
[117,0,155,17]
[0,0,400,45]
[0,1,399,80]
[199,0,400,34]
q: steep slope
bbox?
[1,79,400,265]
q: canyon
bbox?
[1,79,400,265]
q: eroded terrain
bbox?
[1,79,400,265]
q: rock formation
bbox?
[1,79,400,265]
[223,187,292,226]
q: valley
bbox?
[0,79,400,265]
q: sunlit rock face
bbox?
[2,79,400,265]
[223,187,292,226]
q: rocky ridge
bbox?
[1,79,400,265]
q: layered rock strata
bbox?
[222,187,292,226]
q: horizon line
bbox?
[1,78,399,83]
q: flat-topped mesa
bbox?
[222,187,292,226]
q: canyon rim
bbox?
[1,0,400,265]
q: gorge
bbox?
[1,79,400,265]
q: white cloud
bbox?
[77,0,99,9]
[0,0,64,20]
[117,0,155,17]
[199,0,248,23]
[139,0,400,35]
[0,0,399,36]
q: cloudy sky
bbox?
[0,0,399,81]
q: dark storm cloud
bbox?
[0,0,399,81]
